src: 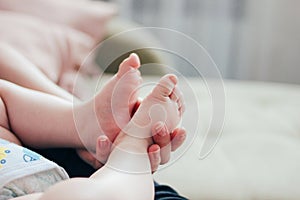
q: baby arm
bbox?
[0,79,82,148]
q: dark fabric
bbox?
[154,182,188,200]
[34,148,188,200]
[33,148,95,177]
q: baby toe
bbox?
[176,90,184,107]
[170,86,180,102]
[152,74,178,100]
[179,102,185,116]
[170,86,184,115]
[117,53,141,77]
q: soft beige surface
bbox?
[153,78,300,200]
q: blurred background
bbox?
[106,0,300,84]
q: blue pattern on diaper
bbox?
[0,147,10,168]
[23,148,41,162]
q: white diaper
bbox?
[0,139,69,199]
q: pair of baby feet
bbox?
[98,53,184,141]
[79,53,185,158]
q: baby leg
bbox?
[0,93,21,145]
[0,79,81,148]
[0,44,74,101]
[0,53,141,156]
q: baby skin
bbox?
[0,54,142,149]
[76,53,142,146]
[13,74,183,200]
[69,53,185,168]
[0,53,185,171]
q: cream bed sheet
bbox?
[153,78,300,200]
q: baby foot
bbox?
[103,74,183,175]
[123,74,183,139]
[93,53,142,142]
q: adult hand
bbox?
[77,123,186,172]
[78,79,186,172]
[148,122,186,172]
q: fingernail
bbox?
[169,75,178,84]
[158,127,167,137]
[153,150,160,160]
[99,137,107,149]
[155,122,164,133]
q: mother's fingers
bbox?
[95,135,112,165]
[76,148,104,169]
[76,135,112,170]
[171,128,186,152]
[152,121,172,165]
[148,144,161,173]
